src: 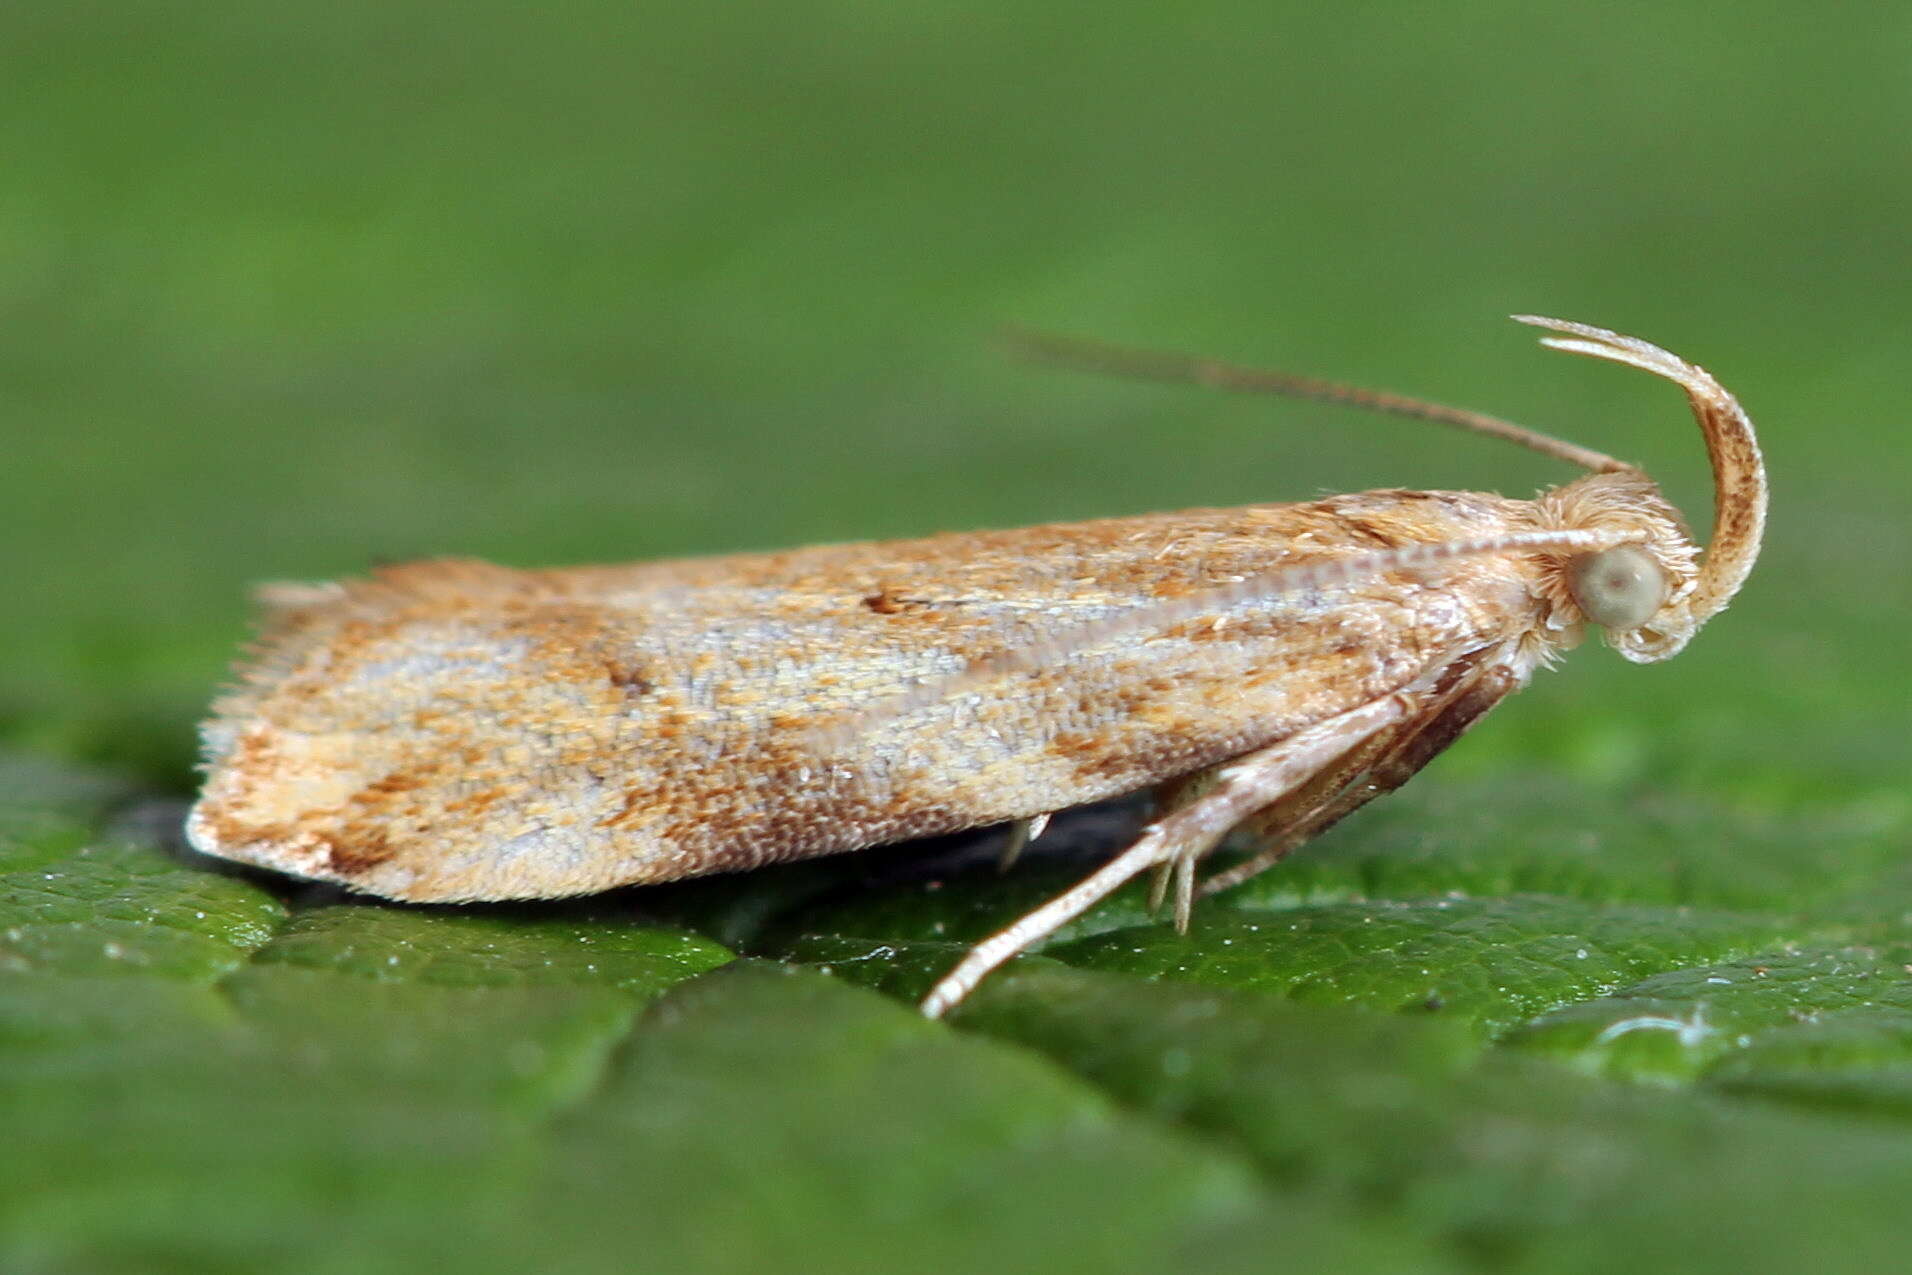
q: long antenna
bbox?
[1003,325,1636,475]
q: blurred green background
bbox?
[4,2,1910,1272]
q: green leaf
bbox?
[1231,774,1903,917]
[944,965,1912,1273]
[524,961,1434,1275]
[1051,896,1796,1038]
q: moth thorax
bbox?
[1569,544,1667,630]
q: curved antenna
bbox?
[1513,315,1767,624]
[1004,325,1637,474]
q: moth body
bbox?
[186,316,1766,1017]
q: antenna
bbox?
[1003,325,1636,474]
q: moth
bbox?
[187,316,1766,1017]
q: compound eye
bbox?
[1569,544,1667,630]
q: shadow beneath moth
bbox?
[187,316,1767,1018]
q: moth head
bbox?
[1517,316,1767,664]
[1535,468,1698,660]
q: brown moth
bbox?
[186,316,1766,1018]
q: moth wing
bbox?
[189,495,1544,900]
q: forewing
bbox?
[189,492,1547,900]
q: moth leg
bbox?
[1190,715,1420,901]
[919,693,1415,1019]
[1156,655,1504,921]
[1170,849,1201,932]
[1149,761,1307,930]
[1199,663,1520,898]
[996,812,1052,874]
[1146,861,1173,918]
[1145,849,1205,925]
[1145,771,1219,918]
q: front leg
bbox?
[1198,660,1521,899]
[919,693,1417,1019]
[1145,652,1514,929]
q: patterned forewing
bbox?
[189,491,1548,900]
